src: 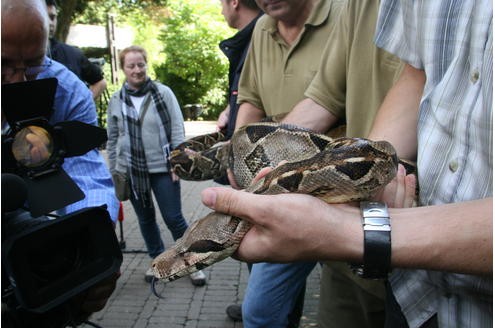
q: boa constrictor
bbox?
[151,122,399,282]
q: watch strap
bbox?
[351,201,391,279]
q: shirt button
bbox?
[449,161,459,172]
[471,69,480,83]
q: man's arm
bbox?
[283,98,340,133]
[368,63,425,160]
[78,54,107,100]
[201,187,492,275]
[235,102,265,129]
[89,78,107,100]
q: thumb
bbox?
[201,187,256,221]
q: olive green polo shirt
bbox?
[237,0,345,117]
[304,0,404,138]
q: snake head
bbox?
[150,212,250,282]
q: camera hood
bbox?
[2,78,107,216]
[2,78,56,126]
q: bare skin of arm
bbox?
[283,98,339,134]
[90,79,107,100]
[201,187,492,275]
[235,102,265,130]
[368,63,425,160]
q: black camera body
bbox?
[2,78,122,327]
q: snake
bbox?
[150,122,399,282]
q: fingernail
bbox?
[201,189,217,208]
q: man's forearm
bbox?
[368,64,425,160]
[318,198,493,275]
[235,102,265,130]
[90,79,107,100]
[389,198,492,275]
[283,98,339,134]
[202,187,492,275]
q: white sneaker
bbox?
[145,267,155,283]
[189,270,206,286]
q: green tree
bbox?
[69,0,232,121]
[69,0,170,127]
[56,0,168,41]
[154,0,232,119]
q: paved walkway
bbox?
[84,121,321,328]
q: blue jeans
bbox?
[130,172,188,258]
[242,262,317,328]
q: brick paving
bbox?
[83,121,321,328]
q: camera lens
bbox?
[11,125,53,167]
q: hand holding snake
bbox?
[151,122,403,282]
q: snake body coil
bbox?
[151,122,398,282]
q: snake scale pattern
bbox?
[151,122,399,282]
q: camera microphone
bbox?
[2,173,28,213]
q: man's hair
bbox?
[45,0,58,7]
[240,0,260,11]
[118,45,148,69]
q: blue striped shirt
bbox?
[375,1,492,327]
[38,59,119,222]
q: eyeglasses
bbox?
[2,60,52,80]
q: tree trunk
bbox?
[56,0,80,41]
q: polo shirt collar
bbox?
[261,0,331,34]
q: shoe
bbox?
[226,304,243,322]
[145,267,154,283]
[189,270,206,286]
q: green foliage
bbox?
[72,0,168,25]
[75,0,233,121]
[154,0,232,119]
[95,70,121,128]
[74,0,169,80]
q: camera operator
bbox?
[2,0,120,326]
[2,0,119,222]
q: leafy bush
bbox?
[77,0,233,122]
[154,0,232,119]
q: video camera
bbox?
[1,78,122,327]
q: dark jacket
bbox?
[49,38,103,85]
[219,13,263,139]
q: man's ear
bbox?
[232,0,240,10]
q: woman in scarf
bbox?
[106,45,206,286]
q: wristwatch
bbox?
[350,201,391,279]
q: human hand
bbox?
[171,171,180,182]
[201,187,361,263]
[226,169,241,189]
[216,107,230,132]
[12,126,51,166]
[374,164,417,208]
[26,131,50,164]
[227,163,281,190]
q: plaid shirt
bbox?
[375,1,492,327]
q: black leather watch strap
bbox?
[350,201,391,279]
